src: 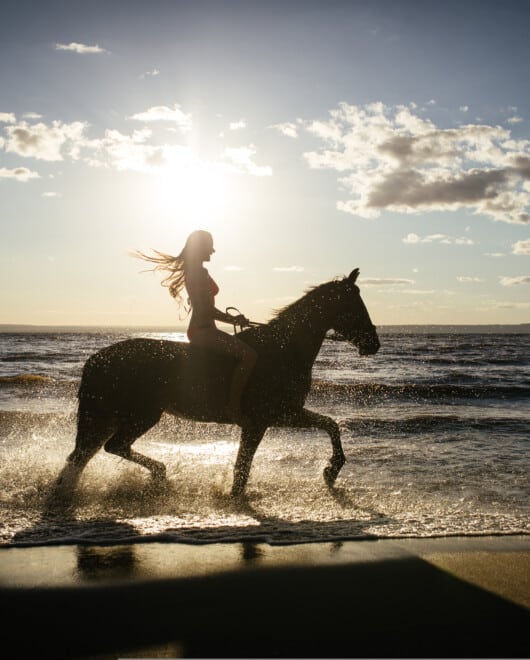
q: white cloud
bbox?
[499,275,530,286]
[484,252,505,257]
[42,191,60,197]
[271,122,298,138]
[2,111,273,181]
[507,116,523,124]
[512,238,530,255]
[359,277,414,286]
[100,128,174,172]
[402,232,473,245]
[460,105,469,112]
[4,120,87,161]
[0,112,16,123]
[499,302,530,309]
[456,276,482,282]
[229,119,247,130]
[55,42,108,54]
[129,104,192,132]
[140,69,160,78]
[401,289,438,295]
[223,145,272,176]
[292,102,530,224]
[272,266,305,272]
[0,166,40,181]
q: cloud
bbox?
[23,112,42,120]
[499,275,530,286]
[42,191,60,197]
[99,128,173,172]
[456,276,482,282]
[401,289,439,295]
[402,232,473,245]
[359,277,414,286]
[229,119,247,130]
[494,302,530,309]
[507,116,523,124]
[271,122,298,138]
[223,145,272,176]
[129,104,192,132]
[55,42,108,54]
[460,105,469,113]
[140,69,160,78]
[484,252,505,257]
[2,110,273,180]
[4,120,87,161]
[272,266,304,272]
[0,112,16,123]
[287,102,530,224]
[0,166,40,181]
[512,238,530,255]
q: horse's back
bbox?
[79,338,234,418]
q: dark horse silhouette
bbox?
[55,269,379,498]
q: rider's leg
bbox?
[227,341,257,420]
[190,328,257,421]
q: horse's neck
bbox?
[271,306,329,367]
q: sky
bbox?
[1,0,530,327]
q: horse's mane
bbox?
[269,277,343,326]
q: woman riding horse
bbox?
[134,230,257,424]
[52,266,380,499]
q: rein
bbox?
[225,307,265,334]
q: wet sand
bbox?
[1,535,529,658]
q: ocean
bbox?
[0,328,528,547]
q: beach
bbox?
[1,329,528,657]
[1,535,529,658]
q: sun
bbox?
[153,159,236,237]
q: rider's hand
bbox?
[235,314,249,328]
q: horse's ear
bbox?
[348,268,360,283]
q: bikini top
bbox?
[208,274,219,297]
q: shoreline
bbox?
[2,323,530,334]
[1,535,528,658]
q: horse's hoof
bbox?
[230,488,244,499]
[151,465,167,482]
[323,465,338,487]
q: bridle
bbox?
[225,307,265,334]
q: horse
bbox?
[54,268,380,499]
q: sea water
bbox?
[0,329,528,546]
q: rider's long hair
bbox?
[132,229,212,306]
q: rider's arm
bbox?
[186,267,248,328]
[213,307,231,324]
[215,308,250,328]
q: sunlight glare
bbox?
[154,160,235,237]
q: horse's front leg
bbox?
[284,408,346,487]
[231,424,267,497]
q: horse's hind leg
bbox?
[104,411,166,480]
[52,404,117,499]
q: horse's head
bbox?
[332,268,380,356]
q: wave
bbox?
[311,380,530,401]
[0,374,57,387]
[1,407,527,441]
[339,414,530,436]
